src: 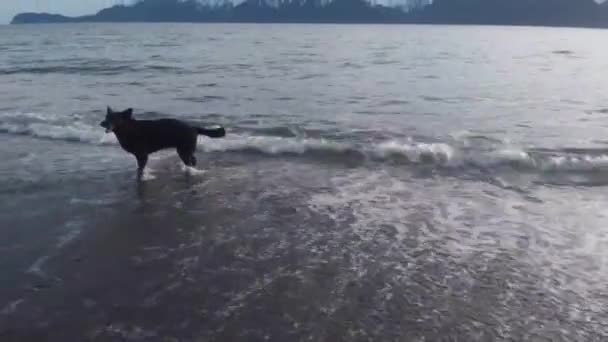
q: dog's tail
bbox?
[196,125,226,138]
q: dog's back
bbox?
[122,118,198,154]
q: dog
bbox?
[100,107,226,177]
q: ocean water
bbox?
[1,23,608,341]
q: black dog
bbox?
[100,107,225,177]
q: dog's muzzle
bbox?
[100,121,112,133]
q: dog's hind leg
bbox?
[136,154,148,178]
[178,136,198,168]
[178,149,196,167]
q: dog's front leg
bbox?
[136,154,148,179]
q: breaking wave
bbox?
[199,135,608,173]
[3,112,608,175]
[0,120,115,145]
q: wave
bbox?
[0,119,115,145]
[1,65,131,76]
[201,135,353,156]
[3,113,608,174]
[372,140,455,165]
[0,61,184,76]
[234,125,302,138]
[200,135,608,173]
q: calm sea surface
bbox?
[0,23,607,341]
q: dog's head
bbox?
[100,107,133,133]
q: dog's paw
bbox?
[181,165,206,176]
[139,169,156,181]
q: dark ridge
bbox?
[409,0,606,27]
[11,12,75,24]
[10,0,608,28]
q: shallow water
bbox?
[0,23,607,341]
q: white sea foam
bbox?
[307,171,608,302]
[1,299,24,315]
[56,227,82,249]
[0,121,116,145]
[199,134,350,155]
[26,255,50,277]
[373,140,457,164]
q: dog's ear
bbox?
[123,108,133,119]
[107,106,113,114]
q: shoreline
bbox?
[9,19,608,30]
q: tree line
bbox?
[12,0,608,27]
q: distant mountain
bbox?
[11,13,74,24]
[410,0,608,27]
[12,0,404,24]
[10,0,608,28]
